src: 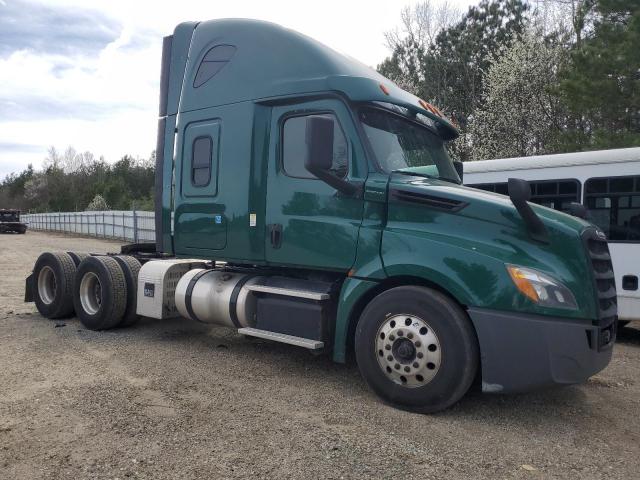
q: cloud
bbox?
[0,0,162,177]
[0,0,121,57]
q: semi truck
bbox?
[0,209,27,234]
[24,19,616,413]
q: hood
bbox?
[384,173,598,319]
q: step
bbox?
[237,327,324,349]
[244,284,330,301]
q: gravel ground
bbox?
[1,230,640,480]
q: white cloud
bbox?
[0,0,476,179]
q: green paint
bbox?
[161,19,601,363]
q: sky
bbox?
[0,0,477,179]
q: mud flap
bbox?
[24,273,35,302]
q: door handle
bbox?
[268,223,283,249]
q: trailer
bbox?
[24,19,616,412]
[0,209,27,234]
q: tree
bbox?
[469,32,569,159]
[558,0,640,150]
[0,147,155,213]
[379,0,530,160]
[86,194,109,211]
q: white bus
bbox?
[464,147,640,324]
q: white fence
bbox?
[22,211,155,243]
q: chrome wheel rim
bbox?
[37,266,56,305]
[375,314,442,388]
[79,272,102,315]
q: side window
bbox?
[282,113,348,179]
[529,179,580,213]
[469,182,508,195]
[192,136,212,187]
[470,180,581,213]
[586,175,640,241]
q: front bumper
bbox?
[468,308,614,393]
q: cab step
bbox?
[237,327,324,350]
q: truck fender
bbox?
[332,271,473,364]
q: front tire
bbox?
[355,286,479,413]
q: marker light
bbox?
[379,84,390,95]
[506,265,578,310]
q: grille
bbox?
[582,228,617,349]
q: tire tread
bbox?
[113,255,141,327]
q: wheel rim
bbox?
[79,271,102,315]
[37,266,56,305]
[375,314,442,388]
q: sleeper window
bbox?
[192,136,212,187]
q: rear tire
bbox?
[73,256,127,330]
[113,255,142,327]
[33,252,76,319]
[66,252,89,267]
[355,286,479,413]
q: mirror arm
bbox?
[508,178,549,244]
[306,165,360,196]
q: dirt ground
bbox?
[1,231,640,479]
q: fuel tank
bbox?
[175,269,265,327]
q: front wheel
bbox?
[355,286,479,413]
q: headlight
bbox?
[506,265,578,310]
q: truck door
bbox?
[174,118,227,255]
[265,98,366,270]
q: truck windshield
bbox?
[358,106,460,183]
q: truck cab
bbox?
[0,209,27,234]
[27,19,616,412]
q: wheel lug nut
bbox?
[413,362,419,368]
[417,352,424,359]
[407,332,413,339]
[404,366,410,373]
[394,363,400,370]
[415,341,421,347]
[387,355,393,362]
[389,335,395,341]
[385,344,391,350]
[397,330,403,337]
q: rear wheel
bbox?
[33,252,76,319]
[113,255,142,327]
[355,286,479,413]
[66,251,89,267]
[73,256,127,330]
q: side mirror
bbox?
[508,178,548,243]
[568,202,589,220]
[453,161,463,183]
[305,116,358,196]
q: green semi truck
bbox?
[25,19,617,412]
